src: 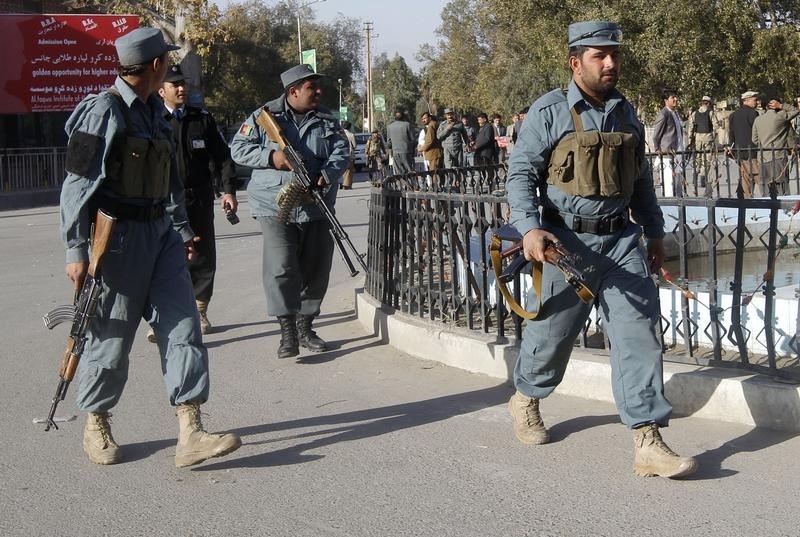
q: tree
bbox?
[418,0,487,114]
[202,1,288,130]
[65,0,228,102]
[422,0,800,121]
[203,1,363,131]
[370,53,420,130]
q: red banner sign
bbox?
[0,14,140,114]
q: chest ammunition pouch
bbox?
[103,88,171,200]
[547,106,639,198]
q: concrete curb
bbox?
[355,289,800,433]
[0,189,59,211]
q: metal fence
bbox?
[0,147,67,193]
[366,160,800,381]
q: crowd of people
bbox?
[372,86,800,200]
[651,89,799,197]
[377,108,528,174]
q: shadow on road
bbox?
[193,383,514,471]
[687,426,797,480]
[123,438,177,463]
[204,327,280,348]
[204,310,356,349]
[547,414,620,443]
[666,371,800,480]
[294,332,382,364]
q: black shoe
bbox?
[297,314,328,352]
[277,315,299,358]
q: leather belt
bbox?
[96,197,166,221]
[542,207,627,235]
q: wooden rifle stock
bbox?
[257,109,291,152]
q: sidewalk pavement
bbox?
[2,177,799,536]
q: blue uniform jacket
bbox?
[506,80,665,240]
[60,77,192,264]
[230,96,349,221]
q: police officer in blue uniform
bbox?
[158,65,238,335]
[230,64,349,359]
[60,27,241,467]
[505,21,698,478]
[437,107,469,168]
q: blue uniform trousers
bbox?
[443,147,463,169]
[257,217,334,317]
[76,215,209,412]
[513,223,673,428]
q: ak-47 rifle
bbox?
[256,109,367,277]
[41,210,116,431]
[489,233,594,320]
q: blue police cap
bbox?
[116,27,180,66]
[280,64,324,90]
[568,21,623,48]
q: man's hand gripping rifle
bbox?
[41,210,116,431]
[255,109,367,277]
[490,232,595,320]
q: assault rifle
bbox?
[489,232,594,320]
[499,239,594,303]
[41,210,116,431]
[256,109,367,277]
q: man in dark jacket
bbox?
[158,65,238,335]
[474,113,496,165]
[727,90,761,198]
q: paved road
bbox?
[2,174,799,536]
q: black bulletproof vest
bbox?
[694,110,712,133]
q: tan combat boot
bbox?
[508,391,550,445]
[83,412,122,465]
[175,402,241,468]
[196,300,212,335]
[633,423,698,478]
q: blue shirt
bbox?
[61,77,191,264]
[230,95,349,221]
[506,80,665,240]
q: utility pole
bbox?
[364,21,374,132]
[297,0,326,64]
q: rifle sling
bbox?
[490,235,596,320]
[489,235,542,320]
